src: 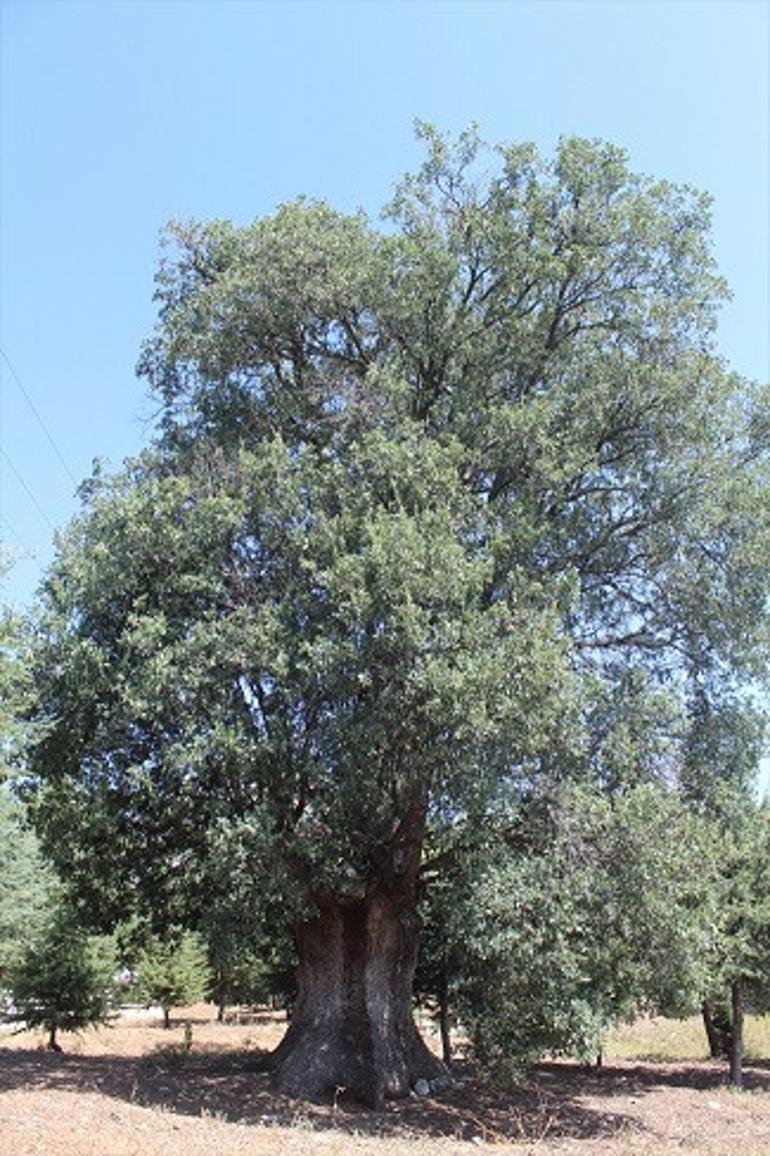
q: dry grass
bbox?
[606,1012,770,1062]
[1,1006,769,1156]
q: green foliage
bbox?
[681,694,767,809]
[690,801,770,1086]
[0,582,31,783]
[207,946,273,1015]
[709,801,770,1005]
[19,127,770,1068]
[135,930,210,1023]
[437,785,716,1066]
[0,789,57,985]
[9,905,116,1047]
[1,562,58,987]
[201,904,296,1015]
[26,431,572,923]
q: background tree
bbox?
[0,790,57,987]
[677,693,768,1066]
[9,904,116,1050]
[424,784,715,1075]
[702,800,770,1089]
[135,929,211,1029]
[205,935,273,1023]
[201,905,296,1021]
[23,127,770,1104]
[414,868,465,1066]
[1,564,55,988]
[1,561,30,769]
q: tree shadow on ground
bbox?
[0,1047,767,1145]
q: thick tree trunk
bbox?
[270,892,445,1107]
[728,978,744,1089]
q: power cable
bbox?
[0,345,79,486]
[0,512,29,550]
[0,445,56,532]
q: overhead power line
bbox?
[0,345,79,486]
[0,512,28,550]
[0,517,25,547]
[0,444,57,532]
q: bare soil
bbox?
[1,1007,768,1156]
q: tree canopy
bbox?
[22,126,770,1103]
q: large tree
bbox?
[23,128,770,1104]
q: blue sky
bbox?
[1,0,768,792]
[2,0,768,608]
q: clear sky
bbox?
[2,0,768,606]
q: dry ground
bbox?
[1,1007,769,1156]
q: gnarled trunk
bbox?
[270,891,444,1107]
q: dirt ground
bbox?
[1,1007,768,1156]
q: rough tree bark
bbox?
[269,890,445,1107]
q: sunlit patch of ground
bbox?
[606,1012,770,1063]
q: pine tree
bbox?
[135,930,210,1028]
[10,905,116,1050]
